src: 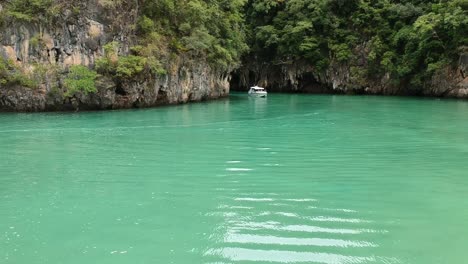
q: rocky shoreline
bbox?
[0,2,230,112]
[1,1,467,112]
[0,62,230,112]
[230,54,468,99]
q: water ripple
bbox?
[206,247,375,264]
[229,221,377,234]
[224,233,377,248]
[3,94,466,263]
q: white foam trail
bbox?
[276,212,299,217]
[308,216,371,223]
[308,206,358,213]
[284,198,317,202]
[262,163,281,166]
[323,208,358,213]
[226,161,241,164]
[227,206,253,210]
[218,205,253,210]
[234,198,274,202]
[257,147,272,150]
[226,168,252,172]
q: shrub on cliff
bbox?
[0,57,37,88]
[4,0,53,22]
[63,65,98,97]
[96,42,166,79]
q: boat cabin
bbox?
[248,86,268,97]
[249,86,266,92]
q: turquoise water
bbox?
[1,94,468,264]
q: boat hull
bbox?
[248,92,267,98]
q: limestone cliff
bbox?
[231,51,468,98]
[1,0,467,112]
[0,1,229,111]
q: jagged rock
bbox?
[459,53,468,79]
[0,86,46,112]
[232,53,468,99]
[0,3,228,112]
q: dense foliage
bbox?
[0,56,36,88]
[1,0,467,92]
[0,0,77,22]
[138,0,249,71]
[63,65,98,96]
[244,0,468,88]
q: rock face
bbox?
[1,2,466,112]
[0,62,229,112]
[0,2,229,112]
[232,53,468,99]
[0,85,47,112]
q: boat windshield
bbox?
[251,87,265,91]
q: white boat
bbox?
[248,86,267,97]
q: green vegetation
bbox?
[95,42,166,79]
[0,57,37,88]
[3,0,54,22]
[93,0,248,78]
[96,54,146,79]
[139,0,249,71]
[2,0,80,22]
[63,65,98,96]
[244,0,468,89]
[1,0,466,93]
